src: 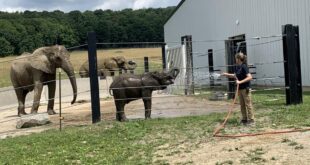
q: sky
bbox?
[0,0,181,12]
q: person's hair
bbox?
[235,52,247,64]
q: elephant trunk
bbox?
[124,60,137,70]
[169,67,180,79]
[62,60,77,104]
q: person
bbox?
[221,52,254,125]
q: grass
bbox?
[1,91,310,164]
[281,138,304,150]
[0,115,223,164]
[0,47,163,87]
[240,147,266,164]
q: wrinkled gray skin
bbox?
[109,67,180,121]
[79,56,137,79]
[10,45,77,116]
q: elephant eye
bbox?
[55,56,62,62]
[128,61,135,65]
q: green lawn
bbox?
[0,91,310,164]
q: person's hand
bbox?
[236,79,241,85]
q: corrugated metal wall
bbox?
[164,0,310,86]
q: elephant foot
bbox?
[47,109,57,115]
[145,111,152,119]
[145,117,152,120]
[119,117,128,122]
[99,75,106,80]
[18,111,28,117]
[116,114,128,122]
[30,110,38,114]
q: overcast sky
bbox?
[0,0,181,12]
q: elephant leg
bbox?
[31,82,43,114]
[115,101,127,122]
[15,89,27,116]
[99,70,106,80]
[110,71,115,77]
[47,80,56,115]
[143,98,152,119]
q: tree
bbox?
[0,37,14,56]
[0,7,176,55]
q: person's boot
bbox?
[240,120,248,125]
[246,119,255,126]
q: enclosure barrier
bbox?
[282,24,302,105]
[87,32,101,123]
[182,35,194,95]
[0,25,304,138]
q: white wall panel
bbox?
[165,0,310,86]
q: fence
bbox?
[0,24,303,138]
[165,44,187,95]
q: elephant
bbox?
[109,67,180,121]
[10,45,77,116]
[79,56,137,79]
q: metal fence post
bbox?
[208,49,214,89]
[282,24,303,105]
[181,35,194,95]
[87,32,101,123]
[58,69,62,131]
[162,43,167,70]
[144,57,149,73]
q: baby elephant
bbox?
[109,67,180,121]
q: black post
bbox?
[87,32,101,123]
[162,43,167,70]
[208,49,214,88]
[144,57,149,73]
[282,24,303,105]
[181,35,194,95]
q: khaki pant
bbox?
[238,89,254,120]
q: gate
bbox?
[165,44,187,95]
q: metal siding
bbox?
[164,0,310,86]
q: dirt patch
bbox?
[154,131,310,164]
[0,94,230,138]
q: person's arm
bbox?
[221,72,236,79]
[236,73,252,85]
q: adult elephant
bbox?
[10,45,77,116]
[79,56,137,79]
[109,67,180,121]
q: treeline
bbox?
[0,7,175,57]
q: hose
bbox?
[213,84,310,138]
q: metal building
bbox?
[164,0,310,86]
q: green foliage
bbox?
[0,7,175,56]
[0,37,14,56]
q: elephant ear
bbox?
[114,56,126,65]
[30,47,56,74]
[150,71,162,80]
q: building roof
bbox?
[164,0,186,25]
